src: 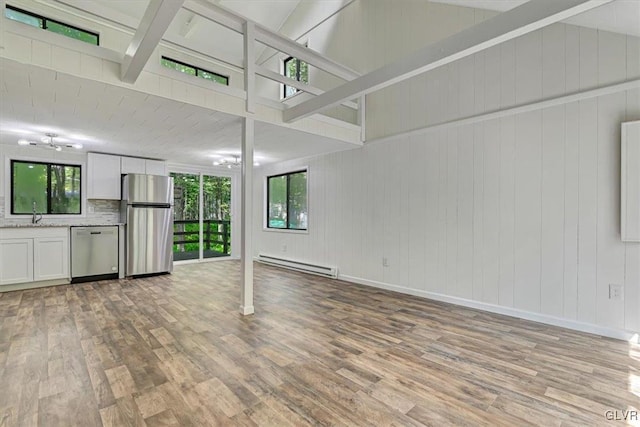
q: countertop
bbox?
[0,223,124,228]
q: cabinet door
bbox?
[34,237,69,281]
[145,160,167,176]
[121,157,146,174]
[88,153,121,200]
[0,239,34,285]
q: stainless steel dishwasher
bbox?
[71,226,119,283]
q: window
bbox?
[283,56,309,98]
[161,57,229,86]
[4,5,99,45]
[267,170,307,230]
[11,160,81,215]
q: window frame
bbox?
[282,55,308,99]
[265,169,308,232]
[10,159,83,216]
[5,4,100,45]
[161,56,230,86]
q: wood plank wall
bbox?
[255,21,640,335]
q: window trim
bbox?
[265,168,308,232]
[5,4,100,45]
[282,53,308,99]
[10,159,83,216]
[161,56,230,86]
[283,56,298,99]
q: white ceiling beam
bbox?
[283,0,613,123]
[121,0,186,84]
[255,66,358,109]
[178,13,200,38]
[182,0,244,33]
[254,28,359,81]
[183,0,360,81]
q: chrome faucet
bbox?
[32,202,43,224]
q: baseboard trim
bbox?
[0,278,69,293]
[239,305,255,316]
[339,274,637,342]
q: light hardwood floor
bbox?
[0,261,638,426]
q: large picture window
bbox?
[11,160,81,215]
[267,170,307,230]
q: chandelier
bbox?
[213,155,259,168]
[18,133,83,152]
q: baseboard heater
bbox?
[256,254,338,279]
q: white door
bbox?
[0,238,34,285]
[34,237,69,281]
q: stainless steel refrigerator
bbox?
[121,174,174,276]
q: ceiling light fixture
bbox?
[17,133,83,151]
[213,155,260,168]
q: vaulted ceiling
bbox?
[431,0,640,37]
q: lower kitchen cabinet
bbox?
[0,227,70,288]
[0,238,34,285]
[33,237,69,281]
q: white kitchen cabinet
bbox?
[121,156,146,174]
[0,238,34,285]
[145,159,167,176]
[87,153,122,200]
[33,237,69,281]
[121,157,167,176]
[0,227,70,288]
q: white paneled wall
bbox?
[255,21,640,337]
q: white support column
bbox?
[240,117,255,316]
[244,21,256,114]
[358,95,366,142]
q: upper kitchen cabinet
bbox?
[121,156,146,174]
[87,153,121,200]
[121,157,167,176]
[145,160,168,176]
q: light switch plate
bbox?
[609,284,623,301]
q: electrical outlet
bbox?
[609,284,623,301]
[282,244,287,253]
[382,257,389,267]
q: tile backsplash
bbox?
[0,196,121,226]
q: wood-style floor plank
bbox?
[0,261,637,426]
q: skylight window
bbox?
[4,5,99,46]
[161,57,229,86]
